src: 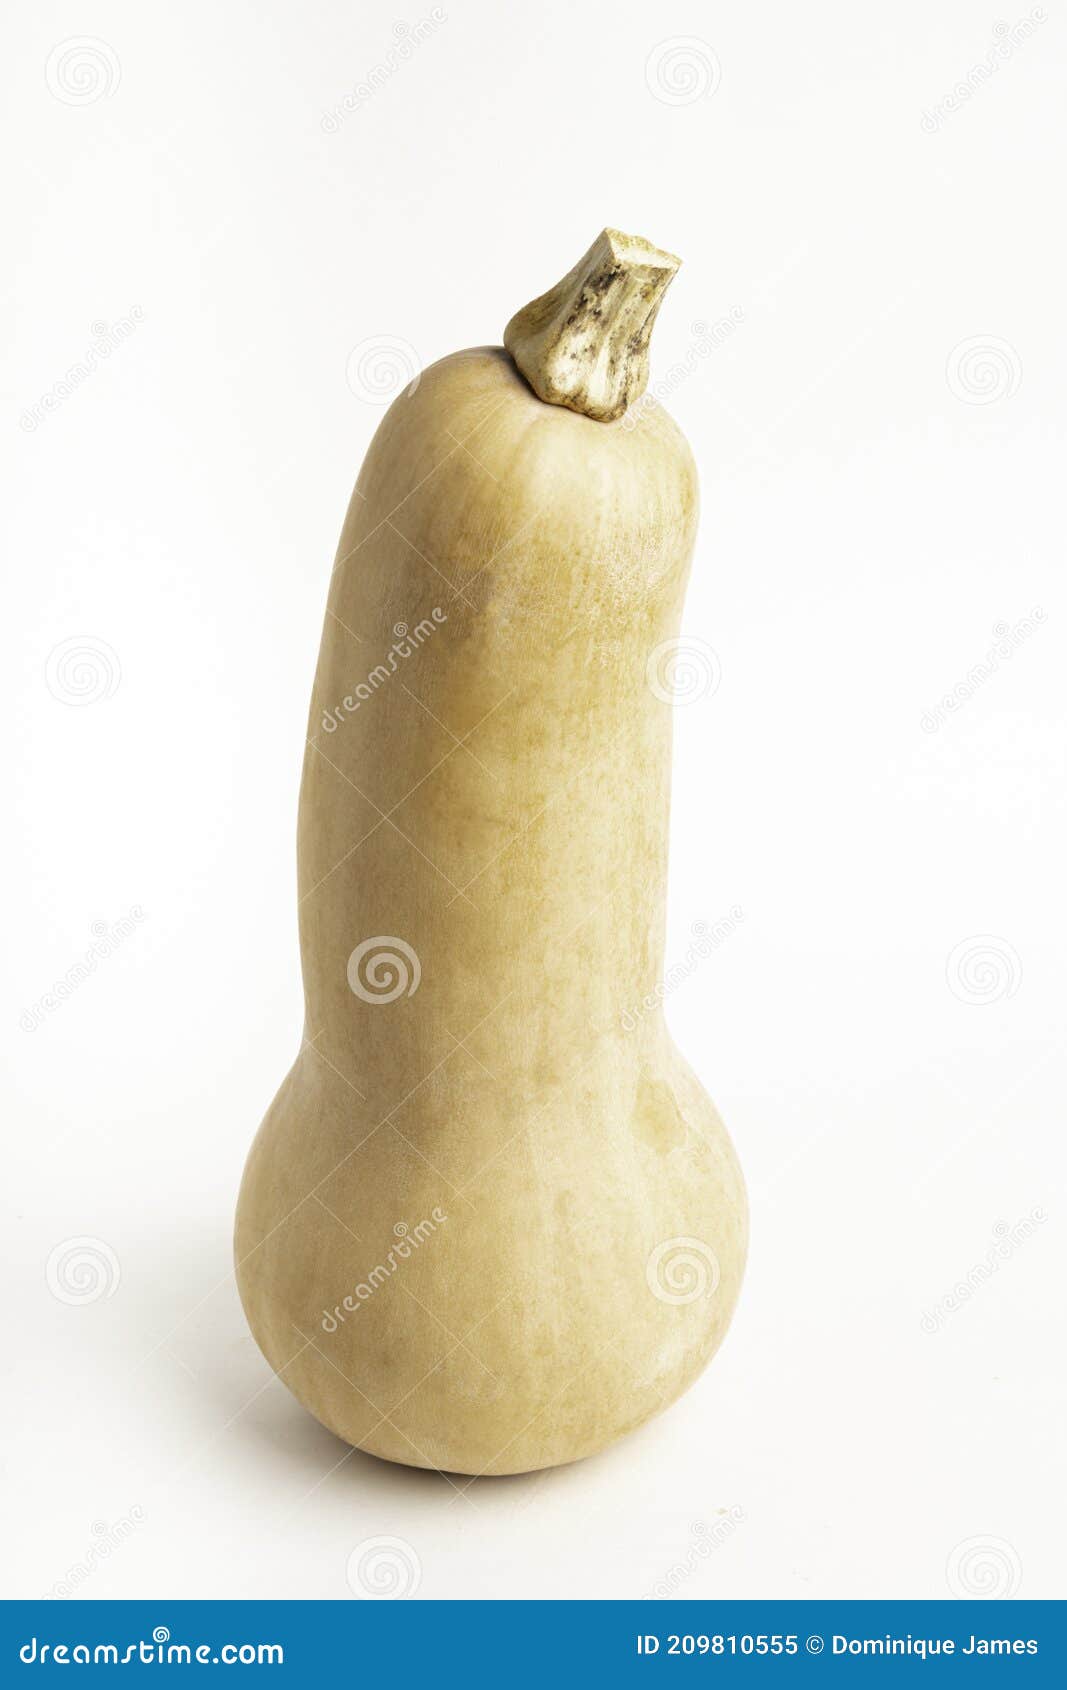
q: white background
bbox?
[2,0,1064,1602]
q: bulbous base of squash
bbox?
[234,1032,747,1477]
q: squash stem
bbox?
[504,228,680,424]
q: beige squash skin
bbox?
[235,341,748,1476]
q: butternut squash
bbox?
[235,229,748,1476]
